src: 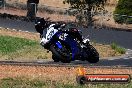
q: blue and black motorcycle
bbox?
[35,18,99,63]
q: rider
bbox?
[35,18,65,46]
[35,18,87,47]
[35,18,48,35]
[35,18,65,36]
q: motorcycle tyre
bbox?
[52,54,60,62]
[50,44,72,63]
[86,45,99,63]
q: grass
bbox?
[0,77,132,88]
[0,35,37,54]
[111,43,126,54]
[0,77,46,88]
[0,31,125,60]
[0,35,52,60]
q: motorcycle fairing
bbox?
[54,31,80,60]
[55,41,62,49]
[41,24,59,45]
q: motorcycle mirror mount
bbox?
[83,39,90,44]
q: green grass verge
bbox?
[0,35,125,60]
[0,35,51,60]
[0,77,132,88]
[0,35,37,54]
[111,43,126,54]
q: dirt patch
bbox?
[0,7,75,22]
[2,0,132,30]
[0,27,40,41]
[0,6,132,30]
[6,0,70,8]
[0,65,132,83]
[93,43,121,58]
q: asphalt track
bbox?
[0,50,132,67]
[0,49,131,67]
[0,18,132,49]
[0,18,132,67]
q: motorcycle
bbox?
[35,18,99,63]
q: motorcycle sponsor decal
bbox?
[46,27,58,40]
[56,41,62,49]
[85,74,131,83]
[47,30,54,40]
[59,33,68,40]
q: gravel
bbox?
[0,65,132,83]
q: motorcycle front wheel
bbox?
[52,54,60,62]
[50,44,72,63]
[86,45,99,63]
